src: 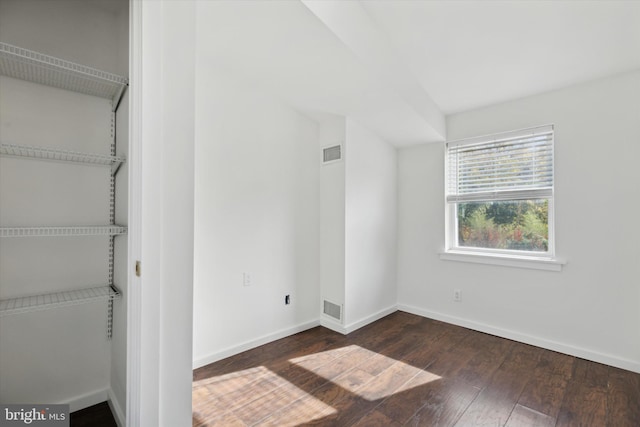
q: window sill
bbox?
[439,250,565,271]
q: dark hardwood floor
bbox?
[70,401,117,427]
[192,311,640,426]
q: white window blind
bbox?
[446,125,554,203]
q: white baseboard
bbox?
[320,316,347,334]
[320,305,398,335]
[192,319,320,369]
[108,388,125,427]
[65,388,108,413]
[398,304,640,374]
[343,305,398,334]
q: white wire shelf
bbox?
[0,285,121,317]
[0,225,127,238]
[0,143,126,174]
[0,42,128,108]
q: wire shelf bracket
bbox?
[0,225,128,238]
[0,143,126,175]
[0,285,122,317]
[0,42,128,110]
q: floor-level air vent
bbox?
[323,145,341,163]
[323,299,342,321]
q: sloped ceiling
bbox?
[196,0,640,146]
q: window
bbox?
[445,125,555,261]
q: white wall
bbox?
[397,71,640,373]
[344,119,397,329]
[0,0,127,410]
[319,116,346,329]
[192,63,321,368]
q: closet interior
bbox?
[0,0,129,423]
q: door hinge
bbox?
[135,260,141,277]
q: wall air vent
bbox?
[322,145,342,164]
[323,299,342,321]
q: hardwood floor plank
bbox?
[453,343,541,426]
[204,367,283,414]
[421,336,481,380]
[357,350,399,376]
[572,357,609,387]
[364,331,434,372]
[517,348,574,419]
[556,388,607,427]
[351,410,403,427]
[371,369,443,424]
[292,345,367,381]
[332,367,377,391]
[388,378,480,427]
[271,362,333,394]
[193,412,246,427]
[504,404,555,427]
[308,376,361,406]
[556,358,609,427]
[256,389,374,427]
[234,377,322,425]
[349,312,425,352]
[400,322,471,370]
[607,367,640,427]
[355,359,424,401]
[192,385,231,419]
[454,333,515,388]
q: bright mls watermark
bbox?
[0,405,69,427]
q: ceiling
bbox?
[197,0,640,146]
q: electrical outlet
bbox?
[243,273,251,287]
[453,289,462,302]
[285,295,291,305]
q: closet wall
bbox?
[0,0,129,413]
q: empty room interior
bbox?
[0,0,639,426]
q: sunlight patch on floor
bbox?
[192,365,336,426]
[289,344,441,400]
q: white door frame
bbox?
[126,0,142,425]
[127,1,197,426]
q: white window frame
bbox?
[441,125,564,271]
